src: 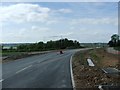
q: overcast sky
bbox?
[1,2,118,43]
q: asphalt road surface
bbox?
[2,49,81,88]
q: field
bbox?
[72,48,120,89]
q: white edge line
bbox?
[70,53,76,90]
[16,65,32,74]
[0,79,4,82]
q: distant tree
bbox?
[10,46,13,50]
[17,38,82,51]
[37,42,44,50]
[17,44,28,52]
[1,45,3,50]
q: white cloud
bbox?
[70,18,118,26]
[71,28,117,43]
[18,26,49,38]
[31,26,49,31]
[46,20,58,25]
[60,32,73,36]
[0,3,51,23]
[58,9,72,13]
[70,27,75,30]
[2,26,50,43]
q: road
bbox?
[2,49,81,88]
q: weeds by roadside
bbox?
[72,48,120,89]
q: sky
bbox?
[1,0,120,2]
[0,2,118,43]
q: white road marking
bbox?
[0,79,4,82]
[16,65,32,74]
[70,54,76,89]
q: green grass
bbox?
[73,51,88,66]
[79,52,88,65]
[89,50,101,66]
[2,51,24,56]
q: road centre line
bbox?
[16,65,32,74]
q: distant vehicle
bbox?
[60,51,63,54]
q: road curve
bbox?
[2,50,78,88]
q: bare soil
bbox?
[72,48,120,89]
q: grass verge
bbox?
[2,51,46,63]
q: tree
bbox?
[108,34,120,47]
[37,42,44,50]
[111,34,119,44]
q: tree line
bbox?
[108,34,120,47]
[5,38,82,52]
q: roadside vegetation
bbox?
[72,48,119,89]
[2,38,82,52]
[108,34,120,51]
[72,34,120,89]
[2,38,83,62]
[114,46,120,51]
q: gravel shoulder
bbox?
[72,48,120,89]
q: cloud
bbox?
[47,32,73,38]
[1,0,119,2]
[70,18,118,26]
[0,3,51,23]
[58,9,72,13]
[18,26,49,38]
[31,26,49,31]
[60,32,73,36]
[2,26,50,43]
[46,20,58,25]
[1,2,117,43]
[71,28,117,43]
